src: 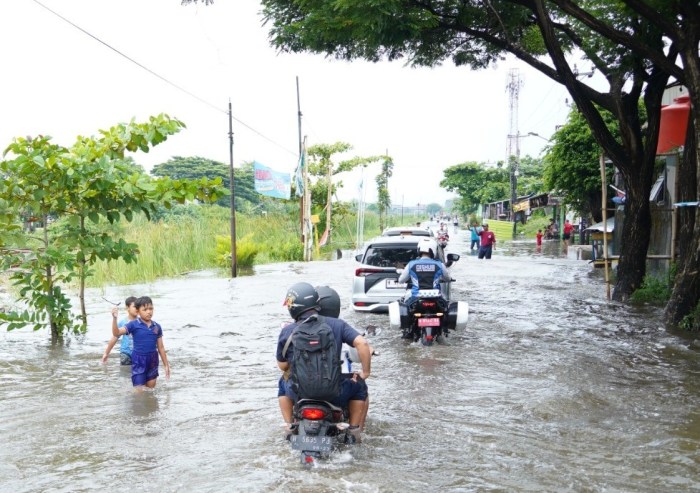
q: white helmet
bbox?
[417,238,438,258]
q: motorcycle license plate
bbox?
[386,279,407,289]
[418,317,441,327]
[289,434,334,452]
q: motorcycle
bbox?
[388,286,468,345]
[289,341,377,464]
[289,397,352,464]
[286,286,377,465]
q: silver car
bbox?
[352,235,457,313]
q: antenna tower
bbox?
[506,68,523,163]
[505,68,523,236]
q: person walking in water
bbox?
[469,222,482,251]
[477,223,497,259]
[111,296,170,389]
[102,296,137,366]
[563,219,574,246]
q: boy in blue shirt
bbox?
[101,296,137,365]
[111,296,171,389]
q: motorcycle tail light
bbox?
[301,408,327,420]
[420,301,437,308]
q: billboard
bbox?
[253,161,291,200]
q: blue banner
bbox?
[253,161,291,200]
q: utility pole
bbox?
[296,77,306,248]
[506,68,523,238]
[228,99,237,278]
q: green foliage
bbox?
[0,115,226,341]
[305,142,386,235]
[376,156,393,231]
[679,302,700,332]
[542,107,622,218]
[216,234,260,268]
[441,158,545,215]
[151,156,261,209]
[630,275,672,306]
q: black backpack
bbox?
[284,315,341,401]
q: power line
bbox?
[31,0,298,158]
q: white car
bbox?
[351,235,458,313]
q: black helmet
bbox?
[316,285,341,318]
[284,282,319,320]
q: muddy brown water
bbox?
[1,226,699,492]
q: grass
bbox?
[85,205,425,286]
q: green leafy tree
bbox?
[306,142,384,243]
[0,115,225,343]
[151,156,261,208]
[376,156,394,231]
[543,107,623,222]
[441,162,511,214]
[259,0,683,305]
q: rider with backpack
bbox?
[276,282,371,442]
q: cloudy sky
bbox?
[1,0,572,206]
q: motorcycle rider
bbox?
[276,282,371,441]
[398,237,453,308]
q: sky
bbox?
[0,0,573,207]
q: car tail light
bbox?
[355,267,387,277]
[301,407,327,420]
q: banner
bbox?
[253,161,291,199]
[293,152,304,197]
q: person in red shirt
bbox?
[563,219,575,246]
[536,229,543,247]
[477,223,496,259]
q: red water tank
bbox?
[657,95,691,154]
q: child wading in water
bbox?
[111,296,171,389]
[102,296,138,365]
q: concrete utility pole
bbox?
[506,68,523,237]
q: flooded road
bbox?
[1,226,699,492]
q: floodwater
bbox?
[1,225,699,493]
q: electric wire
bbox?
[31,0,298,158]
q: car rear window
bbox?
[383,230,431,237]
[363,244,418,268]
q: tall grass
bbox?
[86,205,424,286]
[89,212,227,286]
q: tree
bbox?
[306,142,384,243]
[441,162,511,213]
[0,115,225,343]
[260,0,683,306]
[151,156,259,208]
[543,107,625,222]
[376,156,394,231]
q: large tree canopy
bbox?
[261,0,699,317]
[151,156,257,208]
[543,106,625,222]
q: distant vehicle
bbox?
[381,226,434,237]
[352,235,456,313]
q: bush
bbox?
[630,275,671,306]
[680,301,700,332]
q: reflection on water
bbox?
[129,390,160,418]
[1,228,700,492]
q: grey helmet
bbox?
[284,282,319,320]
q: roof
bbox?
[381,226,434,237]
[585,217,615,232]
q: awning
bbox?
[585,217,615,233]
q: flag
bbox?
[319,228,329,247]
[294,152,304,197]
